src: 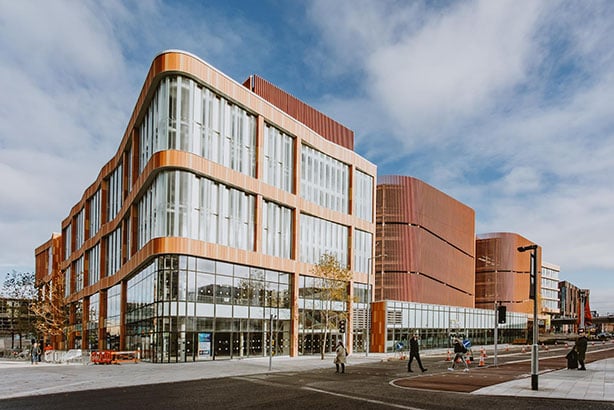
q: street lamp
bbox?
[517,244,538,391]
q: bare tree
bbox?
[310,253,353,360]
[30,269,67,346]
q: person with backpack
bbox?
[448,338,469,372]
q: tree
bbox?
[30,269,67,347]
[310,253,353,360]
[1,270,37,349]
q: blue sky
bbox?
[1,0,613,314]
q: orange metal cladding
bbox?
[475,232,542,315]
[243,75,354,150]
[377,176,475,307]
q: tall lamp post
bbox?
[518,244,538,391]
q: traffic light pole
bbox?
[494,301,499,367]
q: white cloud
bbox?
[306,0,614,313]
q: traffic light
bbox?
[339,319,346,333]
[497,306,507,324]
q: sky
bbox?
[0,0,613,315]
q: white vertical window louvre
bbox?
[298,213,348,267]
[300,144,348,213]
[262,200,292,259]
[138,76,255,177]
[136,170,255,251]
[264,124,294,192]
[353,230,373,274]
[353,169,374,222]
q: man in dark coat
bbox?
[407,332,427,373]
[575,328,588,370]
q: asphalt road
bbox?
[0,344,612,410]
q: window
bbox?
[353,170,373,222]
[138,76,256,177]
[263,124,294,192]
[89,189,102,238]
[107,165,123,221]
[137,170,255,251]
[300,145,349,213]
[262,200,293,259]
[299,213,348,266]
[88,244,100,286]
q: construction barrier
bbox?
[91,350,113,365]
[111,351,139,364]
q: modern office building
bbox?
[475,232,542,317]
[375,176,475,307]
[540,262,560,330]
[34,50,376,362]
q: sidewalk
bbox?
[472,357,614,401]
[0,352,612,402]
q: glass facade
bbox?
[379,301,529,352]
[124,255,291,362]
[263,124,294,192]
[299,213,348,266]
[262,200,293,259]
[353,169,374,222]
[300,144,349,213]
[297,274,347,356]
[139,76,256,177]
[137,170,256,251]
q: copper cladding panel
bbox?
[243,75,354,151]
[377,176,476,307]
[475,232,542,314]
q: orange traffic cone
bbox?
[446,350,451,361]
[478,354,485,367]
[466,354,471,365]
[505,344,509,352]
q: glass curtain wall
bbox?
[297,274,348,356]
[298,214,348,266]
[137,170,256,251]
[382,301,529,352]
[87,293,99,350]
[124,255,291,363]
[139,76,256,177]
[300,144,349,213]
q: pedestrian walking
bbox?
[407,332,427,373]
[575,328,588,371]
[334,341,347,374]
[31,341,41,365]
[448,338,469,372]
